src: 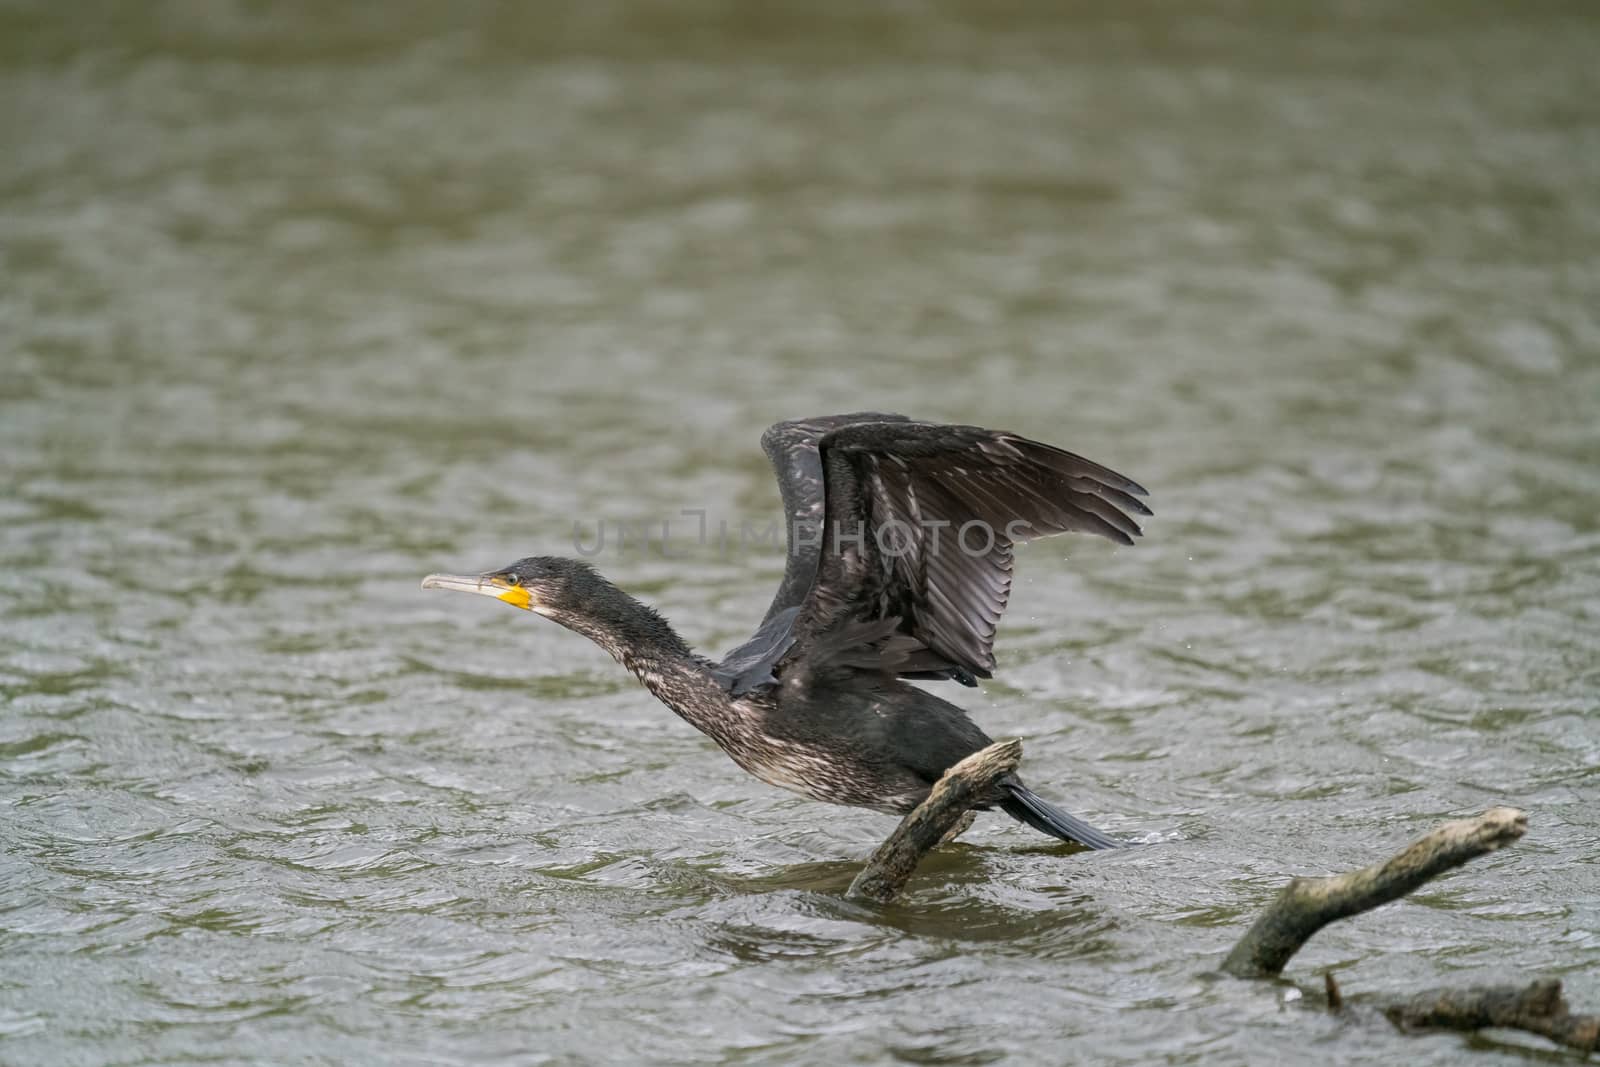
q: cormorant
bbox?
[422,414,1150,849]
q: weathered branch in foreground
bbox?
[847,779,1591,1051]
[1221,807,1527,978]
[1384,979,1599,1052]
[1327,971,1600,1053]
[848,776,1594,1049]
[845,739,1022,905]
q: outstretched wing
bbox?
[714,413,909,693]
[755,412,913,624]
[716,415,1150,694]
[780,420,1150,687]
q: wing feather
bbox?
[720,416,1151,693]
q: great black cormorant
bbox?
[423,414,1150,849]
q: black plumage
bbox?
[423,414,1150,849]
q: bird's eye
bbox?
[505,574,520,586]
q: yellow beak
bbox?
[420,572,534,610]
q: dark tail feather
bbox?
[1000,782,1124,850]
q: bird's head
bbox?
[421,556,603,619]
[422,555,686,663]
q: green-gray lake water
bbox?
[3,2,1598,1063]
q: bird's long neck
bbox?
[549,577,751,744]
[549,581,691,669]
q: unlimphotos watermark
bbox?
[570,509,1034,559]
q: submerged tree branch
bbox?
[1219,807,1598,1050]
[844,761,1593,1051]
[1385,979,1599,1052]
[1222,807,1527,978]
[845,738,1022,905]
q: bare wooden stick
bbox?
[938,810,977,845]
[845,739,1022,904]
[1385,979,1599,1052]
[1221,807,1527,978]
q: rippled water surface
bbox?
[4,2,1599,1063]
